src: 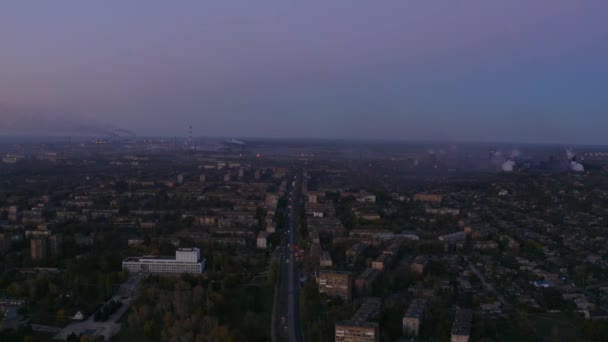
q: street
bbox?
[278,172,304,342]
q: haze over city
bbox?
[2,1,608,144]
[4,2,608,342]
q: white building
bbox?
[122,248,205,274]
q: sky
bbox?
[1,1,608,144]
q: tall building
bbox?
[31,237,48,261]
[123,248,206,274]
[318,270,352,302]
[403,299,426,337]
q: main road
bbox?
[279,171,304,342]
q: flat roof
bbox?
[336,320,378,328]
[404,299,426,319]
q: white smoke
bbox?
[565,149,584,172]
[570,160,584,172]
[502,160,516,172]
[0,103,135,137]
[566,149,576,160]
[510,149,521,159]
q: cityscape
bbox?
[2,1,608,341]
[1,138,608,341]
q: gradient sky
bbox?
[1,1,608,144]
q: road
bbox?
[278,171,304,342]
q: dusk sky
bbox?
[1,1,608,144]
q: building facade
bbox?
[31,237,47,261]
[403,299,426,336]
[318,270,352,302]
[335,321,379,342]
[122,248,206,274]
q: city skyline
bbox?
[2,1,608,144]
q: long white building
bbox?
[122,248,206,274]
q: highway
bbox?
[278,171,304,342]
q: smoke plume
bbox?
[565,149,584,172]
[0,104,135,137]
[502,160,516,172]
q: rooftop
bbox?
[451,309,472,336]
[404,299,426,319]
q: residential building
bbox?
[318,270,352,302]
[403,299,426,336]
[451,309,472,342]
[413,194,443,204]
[336,298,381,342]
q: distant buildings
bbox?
[30,234,61,261]
[438,231,467,244]
[426,207,460,216]
[403,299,426,337]
[414,193,443,204]
[122,248,206,274]
[318,270,352,302]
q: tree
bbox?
[57,309,67,325]
[67,333,80,342]
[300,279,321,341]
